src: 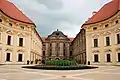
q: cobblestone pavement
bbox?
[0,65,120,80]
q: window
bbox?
[18,54,23,62]
[7,35,11,45]
[117,34,120,44]
[63,52,66,56]
[43,51,45,56]
[105,24,109,28]
[70,51,72,56]
[116,20,119,24]
[118,53,120,62]
[94,39,98,47]
[93,27,97,30]
[49,52,52,56]
[20,26,24,30]
[6,53,10,61]
[106,37,110,46]
[9,23,12,26]
[19,38,23,47]
[107,54,111,62]
[64,43,65,47]
[50,43,52,47]
[0,19,2,22]
[43,44,45,46]
[94,54,98,62]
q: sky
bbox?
[9,0,111,37]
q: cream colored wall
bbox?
[84,12,120,65]
[0,12,42,64]
[44,41,71,60]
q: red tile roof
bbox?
[84,0,120,25]
[42,37,46,42]
[0,0,33,24]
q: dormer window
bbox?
[105,24,109,28]
[20,26,24,30]
[0,19,2,22]
[116,20,119,24]
[9,23,12,26]
[93,27,97,30]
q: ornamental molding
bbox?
[114,28,120,33]
[103,31,111,36]
[17,49,25,52]
[6,48,13,52]
[104,49,111,53]
[92,34,100,38]
[6,30,13,35]
[116,48,120,51]
[17,33,26,37]
[92,50,100,53]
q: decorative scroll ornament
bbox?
[17,33,26,37]
[92,34,99,38]
[6,48,13,51]
[116,48,120,51]
[114,28,120,33]
[92,50,100,53]
[6,30,13,35]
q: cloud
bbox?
[9,0,111,37]
[36,0,63,10]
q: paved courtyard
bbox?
[0,65,120,80]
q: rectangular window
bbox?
[70,51,72,56]
[94,39,98,47]
[117,34,120,44]
[18,54,23,62]
[94,54,98,62]
[106,37,110,46]
[7,35,11,45]
[43,51,45,56]
[6,53,10,61]
[118,53,120,62]
[107,54,111,62]
[19,38,23,47]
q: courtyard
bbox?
[0,65,120,80]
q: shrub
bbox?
[45,59,77,66]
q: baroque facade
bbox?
[0,0,42,64]
[82,0,120,65]
[42,29,73,60]
[72,29,86,64]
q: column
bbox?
[99,33,105,65]
[111,32,116,65]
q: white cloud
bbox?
[9,0,111,37]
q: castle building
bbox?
[82,0,120,65]
[0,0,42,64]
[42,29,73,60]
[72,29,86,64]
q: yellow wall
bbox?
[83,12,120,65]
[0,11,42,64]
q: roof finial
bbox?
[57,29,59,31]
